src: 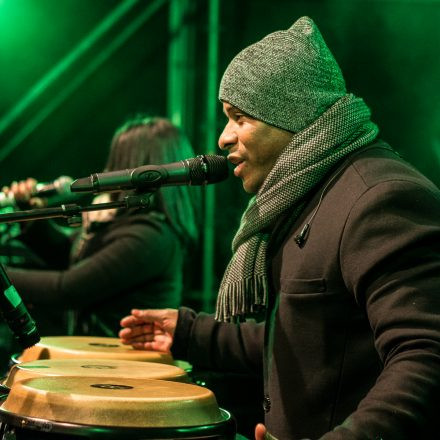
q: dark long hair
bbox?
[105,115,201,248]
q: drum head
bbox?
[4,359,188,389]
[19,336,173,364]
[1,377,224,428]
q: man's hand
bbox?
[119,308,178,352]
[255,424,284,440]
[255,423,267,440]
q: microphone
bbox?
[0,176,74,208]
[70,155,229,193]
[0,263,40,349]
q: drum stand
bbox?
[0,193,154,226]
[0,193,154,349]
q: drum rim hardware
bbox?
[0,407,236,439]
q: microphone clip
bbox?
[294,223,310,248]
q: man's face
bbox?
[219,102,293,194]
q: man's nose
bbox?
[218,123,237,150]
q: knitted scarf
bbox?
[215,94,379,322]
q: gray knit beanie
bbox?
[219,16,346,133]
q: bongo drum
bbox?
[0,377,236,439]
[3,359,188,390]
[18,336,173,364]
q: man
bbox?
[120,16,440,439]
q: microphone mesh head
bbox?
[204,155,229,183]
[188,155,229,185]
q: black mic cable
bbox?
[0,263,40,349]
[294,160,350,248]
[293,146,387,248]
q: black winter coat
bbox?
[172,142,440,439]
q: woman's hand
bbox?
[2,178,45,208]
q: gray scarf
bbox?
[215,94,379,322]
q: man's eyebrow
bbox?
[222,104,234,117]
[223,104,251,119]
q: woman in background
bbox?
[3,116,201,338]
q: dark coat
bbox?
[172,141,440,439]
[8,210,184,336]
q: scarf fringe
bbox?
[215,275,268,322]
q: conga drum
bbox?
[0,376,236,439]
[3,359,189,390]
[16,336,173,364]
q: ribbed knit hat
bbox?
[219,16,347,133]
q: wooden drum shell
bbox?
[0,376,236,439]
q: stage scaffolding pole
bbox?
[202,0,220,312]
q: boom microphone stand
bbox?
[0,192,154,350]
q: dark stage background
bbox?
[0,0,439,312]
